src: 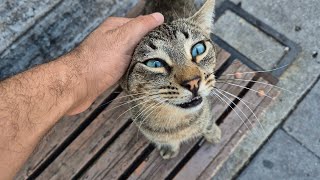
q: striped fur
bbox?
[121,0,221,159]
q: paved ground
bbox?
[214,0,320,179]
[238,79,320,180]
[1,0,319,179]
[0,0,138,80]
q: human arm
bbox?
[0,13,164,179]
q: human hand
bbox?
[63,13,164,115]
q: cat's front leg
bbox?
[156,142,180,159]
[203,124,221,144]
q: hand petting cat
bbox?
[66,13,164,115]
[0,13,163,179]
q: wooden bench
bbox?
[16,2,279,179]
[17,46,279,179]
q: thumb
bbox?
[117,13,164,49]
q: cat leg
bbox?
[157,142,180,159]
[203,124,221,144]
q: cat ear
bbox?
[189,0,216,35]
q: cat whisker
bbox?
[219,64,290,77]
[218,78,296,94]
[137,100,166,133]
[131,100,158,140]
[215,88,266,136]
[211,91,251,132]
[114,96,160,122]
[134,100,162,122]
[183,1,186,17]
[135,100,166,140]
[98,93,162,113]
[97,91,159,108]
[214,89,258,136]
[251,47,283,57]
[172,7,180,19]
[215,81,274,100]
[211,87,266,108]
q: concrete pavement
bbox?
[213,0,320,179]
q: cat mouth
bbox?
[177,96,203,109]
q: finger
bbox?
[100,17,133,32]
[116,13,164,49]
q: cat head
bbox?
[121,0,216,112]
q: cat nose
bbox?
[181,77,201,95]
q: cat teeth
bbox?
[192,96,201,101]
[187,96,201,103]
[177,96,203,109]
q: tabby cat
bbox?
[121,0,221,159]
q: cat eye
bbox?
[144,59,166,68]
[191,42,206,58]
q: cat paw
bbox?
[204,125,221,144]
[159,144,180,159]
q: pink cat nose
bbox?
[181,77,201,95]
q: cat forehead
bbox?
[149,20,204,40]
[133,20,207,60]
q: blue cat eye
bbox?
[145,59,165,68]
[191,42,206,58]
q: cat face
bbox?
[122,0,216,112]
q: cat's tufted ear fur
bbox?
[189,0,215,35]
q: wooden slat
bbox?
[37,93,131,179]
[174,79,278,180]
[197,87,279,180]
[126,61,255,180]
[16,86,118,179]
[79,125,149,180]
[215,46,231,70]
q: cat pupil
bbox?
[192,42,206,58]
[146,59,164,68]
[154,61,161,67]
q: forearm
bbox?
[0,55,80,179]
[0,13,163,179]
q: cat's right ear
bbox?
[189,0,215,35]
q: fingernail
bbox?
[151,12,164,24]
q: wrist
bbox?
[58,52,97,115]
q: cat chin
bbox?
[183,103,203,112]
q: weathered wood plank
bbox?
[36,93,132,179]
[215,46,231,69]
[16,86,118,179]
[127,61,255,180]
[79,125,149,180]
[174,79,278,180]
[197,87,279,180]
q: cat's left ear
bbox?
[189,0,215,35]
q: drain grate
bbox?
[214,0,301,82]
